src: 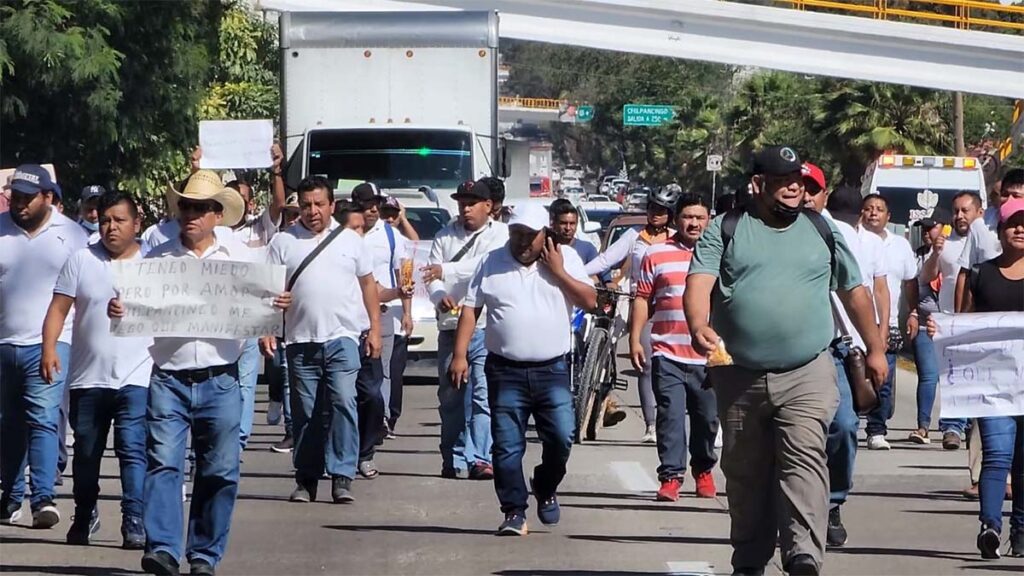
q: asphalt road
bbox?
[1,352,1021,576]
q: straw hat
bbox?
[166,170,245,227]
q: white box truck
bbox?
[278,10,501,214]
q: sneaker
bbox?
[785,553,818,576]
[0,502,22,525]
[31,500,60,529]
[942,431,962,450]
[66,507,100,545]
[826,506,848,547]
[497,513,528,536]
[122,514,146,550]
[530,478,560,526]
[270,434,294,453]
[866,435,891,450]
[656,478,681,502]
[266,401,283,426]
[189,559,215,575]
[141,550,180,576]
[640,424,657,444]
[1010,529,1024,558]
[469,462,494,480]
[907,429,930,444]
[441,468,469,480]
[332,476,355,503]
[289,481,317,503]
[963,483,980,500]
[693,470,717,498]
[358,460,379,479]
[977,524,1002,559]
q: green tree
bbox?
[199,4,279,121]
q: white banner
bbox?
[111,259,286,339]
[933,312,1024,418]
[198,119,273,169]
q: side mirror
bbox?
[582,221,601,234]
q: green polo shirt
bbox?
[690,210,862,371]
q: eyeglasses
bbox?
[805,185,824,196]
[178,199,219,214]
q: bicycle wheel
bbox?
[585,354,617,441]
[574,327,610,444]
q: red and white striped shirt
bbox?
[635,237,705,365]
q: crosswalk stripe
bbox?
[609,460,659,492]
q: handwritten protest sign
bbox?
[198,120,273,169]
[111,259,285,339]
[932,312,1024,418]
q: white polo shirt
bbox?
[935,232,968,313]
[54,244,153,389]
[427,219,509,307]
[146,234,254,370]
[266,220,372,345]
[464,244,590,362]
[873,228,916,327]
[141,219,233,254]
[364,219,410,336]
[825,212,883,350]
[233,208,281,257]
[0,207,89,345]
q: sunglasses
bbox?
[178,199,220,214]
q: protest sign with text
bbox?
[932,312,1024,419]
[111,259,285,339]
[198,119,274,169]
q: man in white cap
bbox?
[449,202,596,536]
[109,170,291,576]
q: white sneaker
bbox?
[1,508,22,525]
[266,401,283,426]
[866,435,891,450]
[640,425,657,444]
[31,501,60,529]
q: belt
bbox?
[160,363,236,384]
[488,354,567,369]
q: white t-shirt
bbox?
[875,229,917,327]
[233,208,281,257]
[826,214,883,350]
[364,219,411,336]
[0,207,89,345]
[141,219,233,254]
[145,235,255,370]
[267,220,372,345]
[957,216,1002,272]
[464,244,590,362]
[54,244,153,389]
[936,232,968,313]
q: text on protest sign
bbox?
[111,259,285,339]
[932,312,1024,419]
[198,119,274,169]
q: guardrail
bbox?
[499,96,565,110]
[759,0,1024,32]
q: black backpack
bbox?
[719,206,837,279]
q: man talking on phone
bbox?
[449,203,596,537]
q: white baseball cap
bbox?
[508,203,549,232]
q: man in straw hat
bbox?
[109,170,291,576]
[449,202,596,536]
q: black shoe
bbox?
[732,568,765,576]
[332,476,354,504]
[289,481,317,503]
[270,434,294,453]
[141,550,181,576]
[826,506,848,547]
[978,524,1002,559]
[66,507,101,545]
[122,514,146,549]
[190,559,215,575]
[785,554,818,576]
[1010,528,1024,558]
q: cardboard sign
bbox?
[199,120,274,169]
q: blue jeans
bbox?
[287,337,361,481]
[911,330,966,434]
[977,416,1023,534]
[865,352,898,437]
[266,337,291,435]
[356,334,385,463]
[826,343,860,506]
[650,357,719,481]
[70,385,147,519]
[0,342,70,510]
[486,354,574,515]
[437,329,491,472]
[238,339,260,450]
[144,364,241,566]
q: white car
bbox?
[561,176,583,190]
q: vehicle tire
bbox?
[574,327,610,444]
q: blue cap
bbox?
[10,164,58,195]
[81,185,106,201]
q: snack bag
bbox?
[707,338,734,367]
[400,259,415,292]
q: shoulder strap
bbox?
[385,223,397,288]
[286,225,346,292]
[720,206,744,254]
[450,226,485,263]
[802,209,836,277]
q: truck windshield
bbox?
[874,187,982,225]
[307,129,473,190]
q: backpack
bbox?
[719,206,836,279]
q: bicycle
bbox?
[572,285,633,444]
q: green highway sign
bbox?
[576,105,595,122]
[623,104,676,126]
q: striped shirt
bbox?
[635,236,704,365]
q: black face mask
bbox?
[771,200,802,223]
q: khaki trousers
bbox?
[711,351,839,573]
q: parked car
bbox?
[562,185,586,202]
[580,202,623,236]
[586,194,612,202]
[625,186,651,210]
[561,176,583,190]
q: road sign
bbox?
[706,154,723,172]
[623,104,675,127]
[576,105,595,122]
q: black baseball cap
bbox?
[914,206,952,229]
[351,182,383,208]
[450,179,492,202]
[752,146,803,177]
[81,185,106,201]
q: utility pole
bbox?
[954,91,966,156]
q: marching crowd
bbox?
[0,142,1021,576]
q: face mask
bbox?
[245,213,257,224]
[770,200,802,224]
[80,219,99,232]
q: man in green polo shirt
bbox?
[684,146,887,576]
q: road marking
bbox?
[609,460,659,492]
[665,561,716,575]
